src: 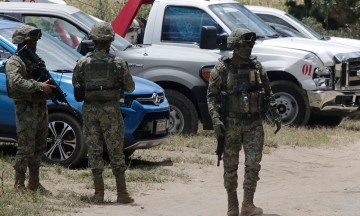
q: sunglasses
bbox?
[240,32,256,43]
[28,29,42,40]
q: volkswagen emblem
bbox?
[152,93,161,105]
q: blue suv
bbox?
[0,20,170,167]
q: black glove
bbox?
[274,118,281,134]
[269,104,281,134]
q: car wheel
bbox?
[44,112,86,167]
[270,80,310,126]
[165,89,198,134]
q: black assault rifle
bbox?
[216,91,227,166]
[18,45,78,117]
[262,94,281,134]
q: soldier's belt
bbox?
[227,112,260,118]
[225,116,262,129]
[86,86,120,91]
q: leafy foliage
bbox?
[286,0,360,39]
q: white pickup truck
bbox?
[113,0,360,126]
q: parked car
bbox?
[0,2,222,135]
[0,20,170,167]
[247,5,360,48]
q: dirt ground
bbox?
[67,141,360,216]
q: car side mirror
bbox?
[199,26,218,49]
[218,33,229,51]
[77,40,95,56]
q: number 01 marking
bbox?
[302,64,312,76]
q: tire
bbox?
[270,80,310,126]
[165,89,198,134]
[307,114,343,127]
[44,112,86,168]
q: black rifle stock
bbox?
[19,45,78,117]
[216,91,227,167]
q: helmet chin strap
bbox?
[94,40,112,52]
[232,52,250,65]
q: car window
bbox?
[209,3,277,38]
[162,6,224,44]
[0,14,21,23]
[285,13,324,40]
[24,16,87,49]
[256,14,297,31]
[0,28,80,71]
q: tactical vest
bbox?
[224,60,264,115]
[84,54,121,101]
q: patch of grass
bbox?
[0,187,90,216]
[127,167,189,183]
[170,154,214,166]
[264,119,360,148]
[158,133,216,155]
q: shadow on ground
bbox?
[127,157,173,169]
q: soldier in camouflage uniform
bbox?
[6,25,55,193]
[207,28,282,216]
[72,22,135,204]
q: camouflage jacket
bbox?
[5,54,45,101]
[72,50,135,101]
[207,56,277,121]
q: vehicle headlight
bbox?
[313,67,332,88]
[200,65,215,82]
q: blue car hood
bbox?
[52,72,163,94]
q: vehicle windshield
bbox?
[71,11,132,51]
[209,3,279,38]
[0,27,81,72]
[285,13,324,40]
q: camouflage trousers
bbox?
[223,117,264,192]
[14,100,48,173]
[83,101,126,178]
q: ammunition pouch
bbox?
[74,82,85,102]
[226,90,264,115]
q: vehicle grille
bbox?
[335,56,360,90]
[124,92,165,106]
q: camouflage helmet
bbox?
[227,28,256,49]
[12,25,42,44]
[89,22,115,41]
